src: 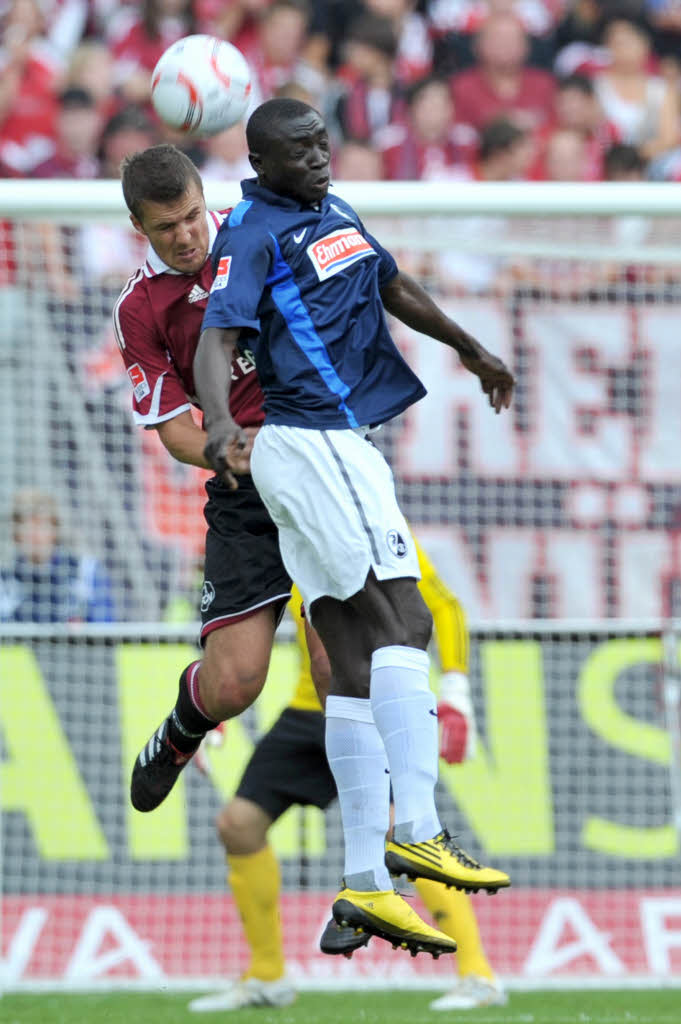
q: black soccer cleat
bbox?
[130,717,199,812]
[319,917,371,958]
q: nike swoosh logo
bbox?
[429,709,438,717]
[293,230,306,243]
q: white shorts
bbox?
[250,424,420,609]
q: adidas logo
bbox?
[187,284,209,303]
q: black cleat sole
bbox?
[319,918,371,957]
[332,899,456,959]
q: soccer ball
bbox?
[150,35,252,137]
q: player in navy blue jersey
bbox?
[194,98,514,958]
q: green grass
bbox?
[2,990,680,1024]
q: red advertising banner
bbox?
[4,890,681,986]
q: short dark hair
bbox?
[264,0,311,22]
[603,142,647,179]
[345,12,398,59]
[58,86,96,109]
[479,117,525,162]
[407,75,450,108]
[557,73,594,97]
[246,98,320,153]
[121,144,203,220]
[101,105,156,150]
[600,12,653,45]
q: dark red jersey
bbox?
[113,210,264,429]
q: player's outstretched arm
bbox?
[380,271,514,414]
[194,325,248,489]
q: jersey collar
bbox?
[241,177,327,212]
[144,210,225,277]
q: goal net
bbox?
[1,181,680,991]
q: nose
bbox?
[308,145,328,170]
[176,220,194,245]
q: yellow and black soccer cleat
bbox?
[385,829,510,894]
[332,886,457,959]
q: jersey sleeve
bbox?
[333,196,399,286]
[202,222,274,334]
[113,276,192,427]
[362,226,398,287]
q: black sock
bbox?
[167,662,218,753]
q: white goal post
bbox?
[1,180,681,992]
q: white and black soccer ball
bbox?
[150,35,252,137]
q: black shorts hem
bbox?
[235,708,336,823]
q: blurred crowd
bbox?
[4,1,681,625]
[3,0,681,185]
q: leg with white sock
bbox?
[310,586,457,957]
[313,575,510,896]
[325,696,392,892]
[370,644,441,844]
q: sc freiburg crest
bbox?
[386,530,408,558]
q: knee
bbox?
[200,663,265,720]
[216,799,267,855]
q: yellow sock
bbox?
[227,845,286,982]
[414,878,495,981]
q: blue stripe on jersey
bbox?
[266,234,359,428]
[228,200,253,227]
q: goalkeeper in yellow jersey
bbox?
[188,538,505,1014]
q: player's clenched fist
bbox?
[437,671,478,764]
[204,418,251,490]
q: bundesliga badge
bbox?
[211,256,232,291]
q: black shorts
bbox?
[200,474,291,641]
[236,708,337,823]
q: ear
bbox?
[129,213,145,237]
[248,150,262,175]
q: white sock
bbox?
[371,645,442,843]
[325,695,392,890]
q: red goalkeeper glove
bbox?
[194,721,226,776]
[437,672,477,764]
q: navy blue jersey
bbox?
[202,179,427,429]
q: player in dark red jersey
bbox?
[114,144,319,812]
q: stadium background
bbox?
[2,0,681,995]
